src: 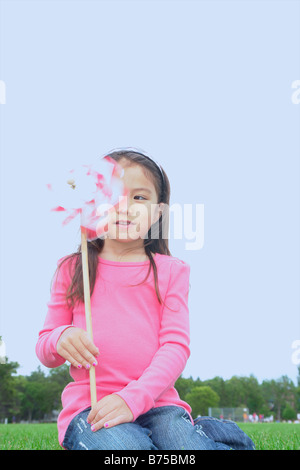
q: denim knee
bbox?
[194,416,255,450]
[63,408,157,450]
[137,406,217,450]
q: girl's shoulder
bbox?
[155,253,190,269]
[57,253,78,268]
[155,254,191,292]
[54,253,78,281]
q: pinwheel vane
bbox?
[47,156,127,407]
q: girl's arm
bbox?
[35,257,75,368]
[114,259,191,421]
[37,257,99,369]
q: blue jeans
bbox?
[62,406,255,450]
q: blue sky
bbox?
[0,0,299,384]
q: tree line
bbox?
[175,372,300,421]
[0,358,299,423]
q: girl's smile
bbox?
[115,219,136,226]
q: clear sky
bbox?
[0,0,299,385]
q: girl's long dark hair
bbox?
[54,149,171,308]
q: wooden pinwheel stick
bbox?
[81,225,97,408]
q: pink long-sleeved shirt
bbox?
[36,252,192,446]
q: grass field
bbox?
[0,422,299,450]
[239,423,300,451]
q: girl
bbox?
[36,148,254,450]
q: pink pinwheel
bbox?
[47,155,128,241]
[46,155,127,407]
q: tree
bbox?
[21,367,50,420]
[201,376,229,406]
[261,376,296,421]
[282,404,297,421]
[185,386,220,417]
[175,375,200,401]
[48,364,72,388]
[48,364,73,411]
[0,336,6,364]
[0,360,20,421]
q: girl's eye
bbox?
[134,195,147,200]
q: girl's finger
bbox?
[76,338,99,367]
[80,333,100,358]
[87,403,111,426]
[58,346,84,370]
[102,415,126,429]
[90,410,118,432]
[57,328,99,367]
[61,343,92,370]
[87,403,102,424]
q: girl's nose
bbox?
[117,196,129,215]
[117,195,139,218]
[117,197,141,220]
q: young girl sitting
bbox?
[36,148,254,450]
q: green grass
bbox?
[239,423,300,450]
[0,422,299,450]
[0,423,61,450]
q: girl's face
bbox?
[105,159,163,243]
